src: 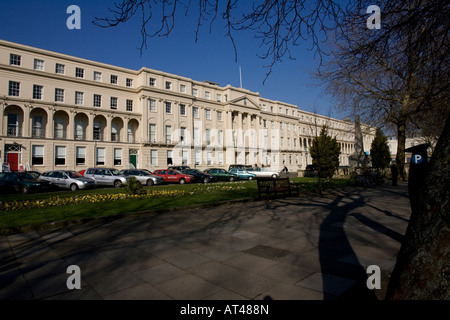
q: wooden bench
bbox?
[257,177,300,201]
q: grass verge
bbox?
[0,177,350,231]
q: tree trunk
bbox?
[386,114,450,299]
[396,120,407,180]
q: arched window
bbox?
[94,122,102,141]
[75,121,84,140]
[54,118,65,139]
[111,124,119,142]
[128,124,135,143]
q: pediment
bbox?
[228,96,260,111]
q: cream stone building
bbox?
[0,39,373,174]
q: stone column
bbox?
[68,109,75,140]
[140,95,148,143]
[105,114,112,142]
[87,112,94,141]
[47,107,55,139]
[0,101,4,136]
[23,104,31,137]
[158,99,164,144]
[256,115,262,166]
[187,104,194,147]
[174,101,180,143]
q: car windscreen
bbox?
[16,172,35,180]
[111,169,121,176]
[43,172,55,177]
[67,171,83,178]
[27,172,41,178]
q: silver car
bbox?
[40,170,96,191]
[83,168,128,188]
[247,167,279,179]
[119,169,164,186]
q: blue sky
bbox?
[0,0,339,118]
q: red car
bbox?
[152,169,194,184]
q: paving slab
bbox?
[223,253,278,273]
[188,260,246,285]
[135,263,186,286]
[165,251,212,269]
[87,270,145,296]
[103,283,172,300]
[296,272,358,298]
[257,282,323,300]
[219,271,279,299]
[154,274,224,300]
[45,286,102,300]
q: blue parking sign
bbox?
[412,154,423,164]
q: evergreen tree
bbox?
[310,126,341,195]
[370,128,391,170]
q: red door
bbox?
[7,153,19,171]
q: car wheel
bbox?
[114,180,122,188]
[272,174,278,179]
[248,176,253,181]
[146,179,154,186]
[179,178,186,185]
[70,183,78,192]
[229,177,235,182]
[203,177,210,184]
[21,186,29,194]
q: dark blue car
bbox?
[0,172,53,194]
[181,169,217,183]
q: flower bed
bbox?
[0,182,248,212]
[0,189,191,212]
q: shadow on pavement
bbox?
[317,193,378,300]
[350,212,404,243]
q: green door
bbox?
[129,154,137,169]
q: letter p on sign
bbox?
[413,154,423,164]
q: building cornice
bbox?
[0,64,137,94]
[0,39,139,75]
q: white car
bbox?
[247,167,279,179]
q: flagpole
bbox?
[239,66,242,88]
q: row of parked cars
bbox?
[0,165,281,194]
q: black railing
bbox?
[7,126,21,137]
[32,128,45,138]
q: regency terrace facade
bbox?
[0,39,374,174]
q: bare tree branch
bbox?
[93,0,346,79]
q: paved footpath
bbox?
[0,182,411,300]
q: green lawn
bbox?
[0,177,350,230]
